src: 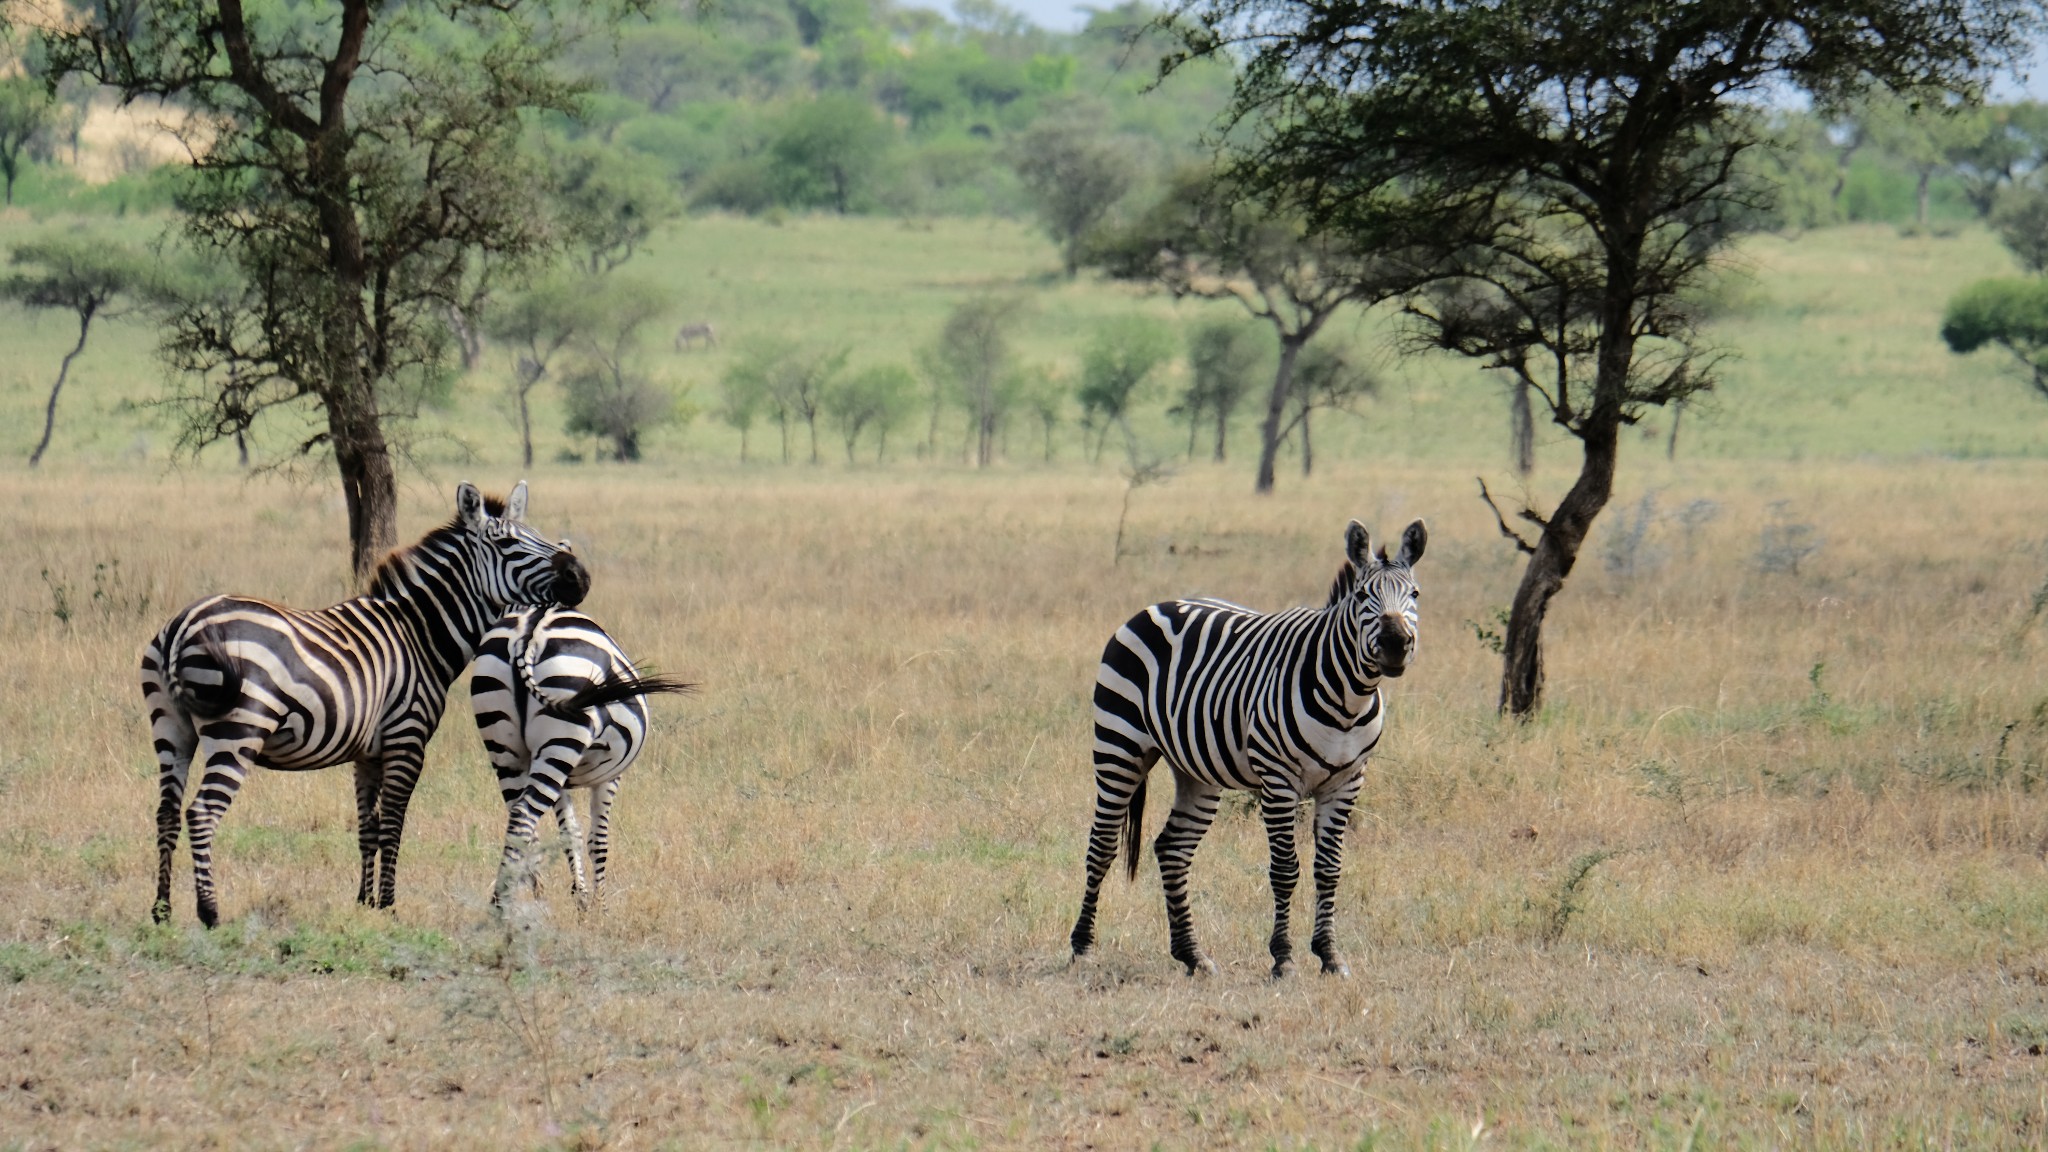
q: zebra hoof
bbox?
[151,899,171,925]
[1183,956,1218,977]
[1320,958,1351,978]
[1271,958,1297,979]
[197,904,219,930]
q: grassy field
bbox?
[4,214,2048,1148]
[3,211,2047,473]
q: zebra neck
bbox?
[1314,604,1382,717]
[364,538,495,683]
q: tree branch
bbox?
[1477,476,1537,554]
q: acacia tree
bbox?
[486,278,599,468]
[1089,166,1408,491]
[934,294,1026,468]
[1173,0,2039,716]
[2,235,148,466]
[1276,343,1375,477]
[1176,318,1264,462]
[44,0,591,579]
[1078,316,1175,463]
[1010,110,1136,278]
[560,280,676,462]
[0,74,53,206]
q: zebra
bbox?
[1069,518,1427,978]
[470,606,693,910]
[140,481,591,927]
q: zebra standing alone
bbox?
[140,481,591,926]
[470,606,692,910]
[1070,518,1426,978]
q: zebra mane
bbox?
[1327,561,1357,607]
[363,491,508,597]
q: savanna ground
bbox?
[4,214,2048,1149]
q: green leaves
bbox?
[1940,276,2048,399]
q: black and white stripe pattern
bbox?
[1070,518,1427,977]
[470,606,691,910]
[141,481,591,926]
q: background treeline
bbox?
[17,0,2048,231]
[0,0,1232,220]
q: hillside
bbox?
[0,214,2042,476]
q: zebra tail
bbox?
[173,633,243,718]
[1121,771,1148,883]
[553,671,697,715]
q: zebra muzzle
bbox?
[550,552,592,607]
[1377,616,1412,675]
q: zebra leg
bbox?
[588,779,621,910]
[495,785,555,909]
[1260,783,1305,978]
[1070,746,1158,960]
[553,791,593,909]
[352,759,383,906]
[1156,769,1223,976]
[185,732,260,929]
[1309,770,1365,978]
[371,746,428,910]
[141,650,197,924]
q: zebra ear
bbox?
[506,480,529,522]
[1345,520,1371,569]
[456,482,487,532]
[1397,518,1428,566]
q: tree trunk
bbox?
[1500,413,1618,716]
[739,425,750,464]
[978,409,995,468]
[1666,401,1683,461]
[1512,377,1534,475]
[1213,405,1228,462]
[518,386,534,469]
[328,381,400,584]
[1499,242,1637,717]
[1255,337,1305,494]
[807,416,820,464]
[1299,405,1313,476]
[29,306,95,468]
[1917,168,1932,227]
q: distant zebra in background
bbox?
[673,322,717,351]
[1070,518,1427,978]
[141,482,591,926]
[471,606,693,910]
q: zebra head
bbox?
[458,481,591,610]
[1343,518,1426,679]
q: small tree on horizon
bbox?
[0,74,54,207]
[560,279,677,462]
[934,294,1027,468]
[2,234,149,467]
[1009,109,1137,278]
[1177,319,1266,462]
[486,277,600,468]
[1078,315,1175,463]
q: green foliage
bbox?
[1940,276,2048,398]
[1175,319,1266,461]
[824,363,918,461]
[559,277,680,462]
[1078,315,1174,462]
[933,294,1027,466]
[768,95,896,215]
[0,74,54,207]
[1008,108,1136,276]
[548,142,682,275]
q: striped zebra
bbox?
[1069,518,1426,978]
[140,481,591,926]
[470,606,692,910]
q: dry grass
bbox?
[5,456,2048,1149]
